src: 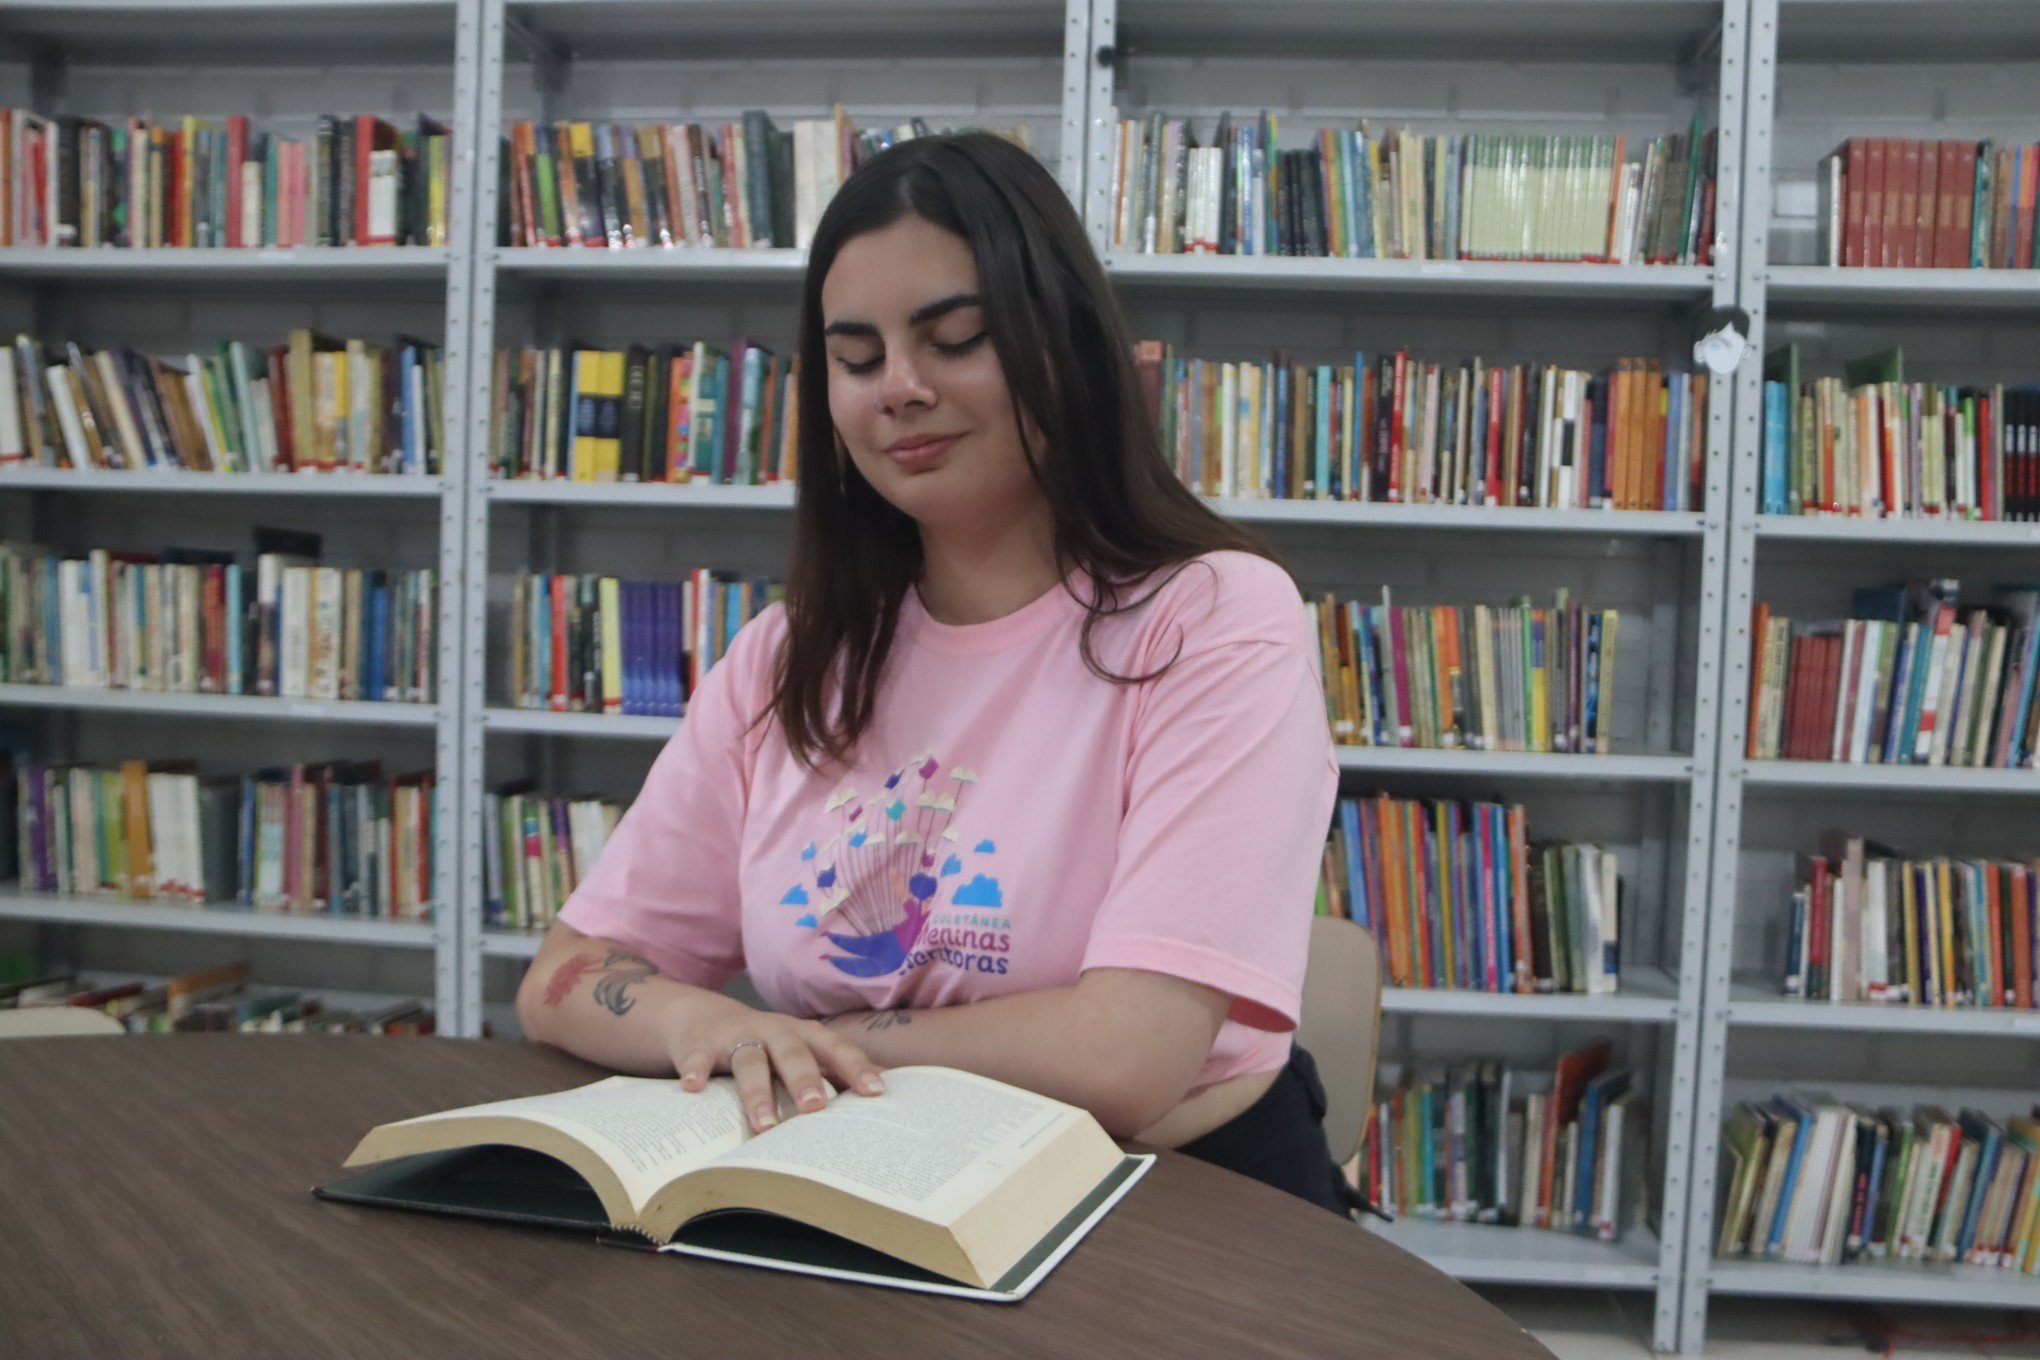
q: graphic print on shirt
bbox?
[776,751,1010,978]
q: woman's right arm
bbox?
[515,921,886,1131]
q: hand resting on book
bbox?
[667,999,887,1134]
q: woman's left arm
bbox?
[829,968,1228,1138]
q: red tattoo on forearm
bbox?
[542,953,598,1007]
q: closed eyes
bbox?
[834,332,988,376]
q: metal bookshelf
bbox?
[1678,0,2040,1346]
[1079,0,1744,1344]
[19,0,2035,1349]
[451,0,1094,1045]
[0,0,485,1030]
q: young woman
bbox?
[517,131,1352,1213]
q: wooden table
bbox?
[0,1035,1553,1359]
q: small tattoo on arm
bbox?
[541,949,659,1016]
[862,1008,912,1032]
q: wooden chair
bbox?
[0,1007,126,1039]
[1297,915,1383,1167]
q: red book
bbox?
[1949,141,1979,268]
[1863,138,1887,268]
[1783,634,1809,760]
[1933,140,1962,267]
[1815,634,1842,761]
[548,575,569,711]
[226,115,248,248]
[2018,145,2038,270]
[2014,864,2034,1009]
[354,115,399,246]
[1912,137,1939,269]
[1841,139,1867,266]
[1893,138,1922,268]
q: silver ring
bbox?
[727,1040,765,1061]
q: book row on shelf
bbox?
[481,786,620,932]
[1138,348,1708,511]
[489,337,1716,513]
[9,757,437,921]
[1315,794,1622,997]
[1344,1043,1643,1241]
[1717,1097,2040,1274]
[3,110,454,250]
[0,537,441,704]
[1814,138,2040,271]
[1746,581,2039,771]
[1760,345,2040,522]
[1110,113,1717,266]
[501,110,1030,253]
[490,343,796,486]
[499,570,1628,760]
[0,962,437,1035]
[1309,589,1621,755]
[508,571,779,717]
[0,331,448,475]
[1783,834,2039,1012]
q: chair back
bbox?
[1296,916,1383,1163]
[0,1007,126,1039]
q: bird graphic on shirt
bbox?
[795,754,985,977]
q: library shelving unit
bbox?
[1678,0,2040,1348]
[1081,0,1745,1348]
[453,0,1091,1030]
[0,0,485,1028]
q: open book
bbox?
[316,1065,1151,1301]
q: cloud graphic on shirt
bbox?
[884,798,906,821]
[940,854,963,877]
[779,885,810,906]
[795,914,818,928]
[974,839,996,854]
[952,874,1004,908]
[799,842,816,862]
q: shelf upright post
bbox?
[1059,0,1091,207]
[426,0,489,1037]
[1082,0,1117,255]
[455,0,515,1038]
[1678,0,1775,1348]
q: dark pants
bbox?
[1175,1044,1369,1218]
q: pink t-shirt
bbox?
[557,549,1339,1087]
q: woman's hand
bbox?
[665,996,888,1133]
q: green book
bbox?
[1844,346,1904,390]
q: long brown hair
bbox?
[772,131,1280,771]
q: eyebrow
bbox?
[822,292,983,339]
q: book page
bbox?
[714,1067,1076,1223]
[391,1076,776,1213]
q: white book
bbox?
[184,362,229,471]
[368,148,399,242]
[1219,361,1237,498]
[281,564,314,698]
[1817,1115,1857,1264]
[311,565,343,700]
[0,358,22,463]
[1784,1107,1839,1262]
[144,771,178,900]
[44,364,92,467]
[1863,864,1889,1002]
